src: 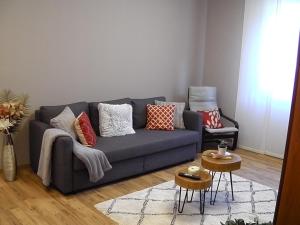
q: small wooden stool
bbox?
[175,167,212,214]
[201,150,242,205]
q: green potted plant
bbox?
[221,219,273,225]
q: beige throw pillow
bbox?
[50,106,77,139]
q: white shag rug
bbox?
[95,173,277,225]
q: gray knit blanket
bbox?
[37,128,112,186]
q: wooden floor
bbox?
[0,149,282,225]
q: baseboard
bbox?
[239,145,284,159]
[0,164,29,173]
[264,151,284,159]
[239,145,265,154]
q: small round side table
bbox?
[201,150,242,205]
[175,167,212,214]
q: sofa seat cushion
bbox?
[73,129,199,171]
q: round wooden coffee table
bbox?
[175,167,212,214]
[201,150,241,205]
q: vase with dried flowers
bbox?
[0,90,29,181]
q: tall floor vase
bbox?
[2,133,17,181]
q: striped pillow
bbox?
[155,100,185,129]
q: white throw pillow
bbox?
[155,100,185,129]
[50,106,77,139]
[98,103,135,137]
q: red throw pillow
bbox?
[74,112,97,147]
[198,109,224,129]
[146,104,176,131]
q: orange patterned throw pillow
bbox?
[146,104,176,131]
[74,112,97,147]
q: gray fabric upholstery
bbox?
[183,110,203,151]
[39,102,89,124]
[144,144,196,172]
[73,129,199,171]
[29,120,51,172]
[35,110,40,121]
[71,145,195,193]
[30,97,202,194]
[183,110,202,131]
[131,96,166,129]
[52,136,74,194]
[72,158,144,192]
[188,86,217,111]
[89,98,131,135]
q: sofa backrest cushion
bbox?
[89,98,131,136]
[39,101,89,125]
[131,96,166,129]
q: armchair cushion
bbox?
[188,86,217,111]
[205,127,238,133]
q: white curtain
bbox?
[235,0,300,158]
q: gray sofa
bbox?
[29,97,202,194]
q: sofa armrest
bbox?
[183,110,202,131]
[29,120,50,172]
[183,110,203,151]
[52,136,74,194]
[30,120,74,194]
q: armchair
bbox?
[188,86,239,150]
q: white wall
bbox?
[0,0,206,167]
[191,0,208,85]
[202,0,245,118]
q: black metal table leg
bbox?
[178,188,207,214]
[187,190,194,203]
[210,171,215,204]
[210,172,222,205]
[199,190,206,214]
[230,171,234,201]
[178,187,188,213]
